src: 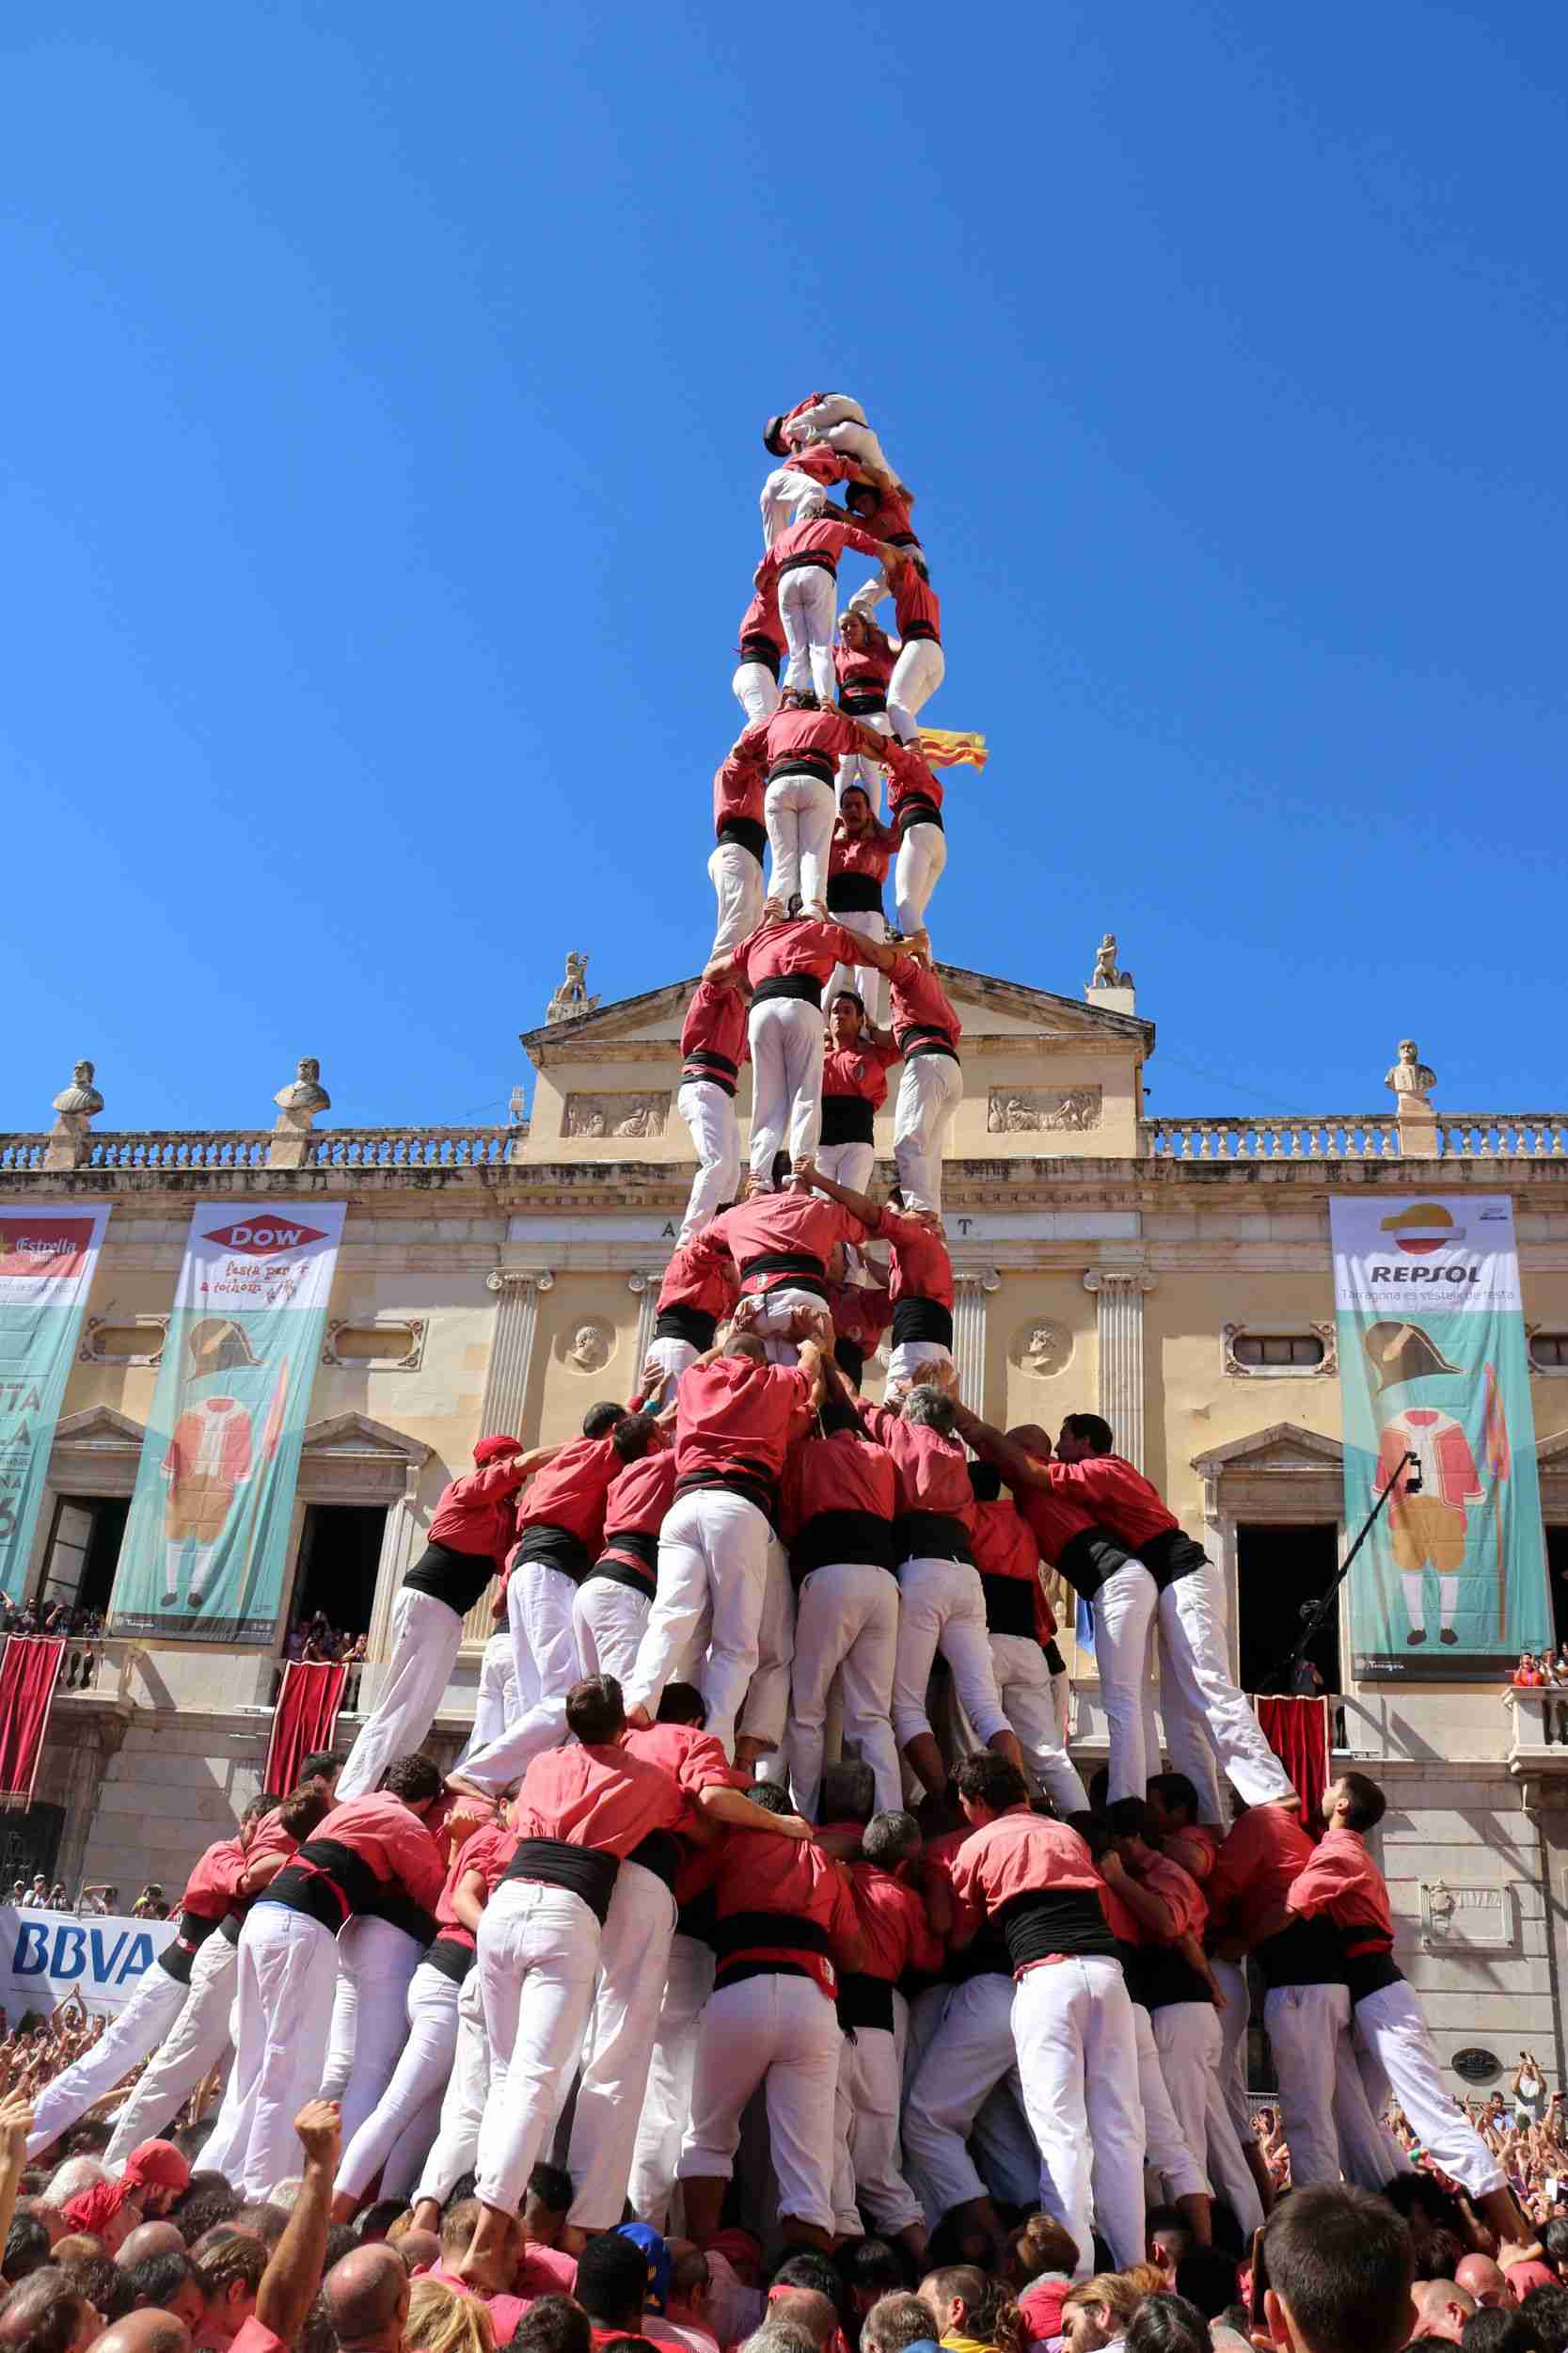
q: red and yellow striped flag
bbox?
[918,729,989,771]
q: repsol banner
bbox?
[0,1906,175,2020]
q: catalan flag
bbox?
[918,728,989,771]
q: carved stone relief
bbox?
[322,1318,427,1370]
[1010,1320,1074,1378]
[987,1087,1101,1135]
[563,1093,670,1140]
[556,1317,615,1375]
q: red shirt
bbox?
[709,1193,868,1295]
[950,1811,1102,1916]
[656,1232,737,1322]
[1016,1483,1101,1568]
[673,1357,814,1486]
[624,1721,737,1801]
[1137,1852,1208,1942]
[758,705,868,777]
[1165,1823,1222,1882]
[884,740,944,825]
[180,1836,249,1920]
[887,956,961,1054]
[826,1275,892,1352]
[822,1043,894,1113]
[1045,1455,1180,1548]
[712,728,767,837]
[711,1830,863,1998]
[427,1454,533,1564]
[304,1794,447,1914]
[428,2265,528,2345]
[515,1436,625,1556]
[893,564,942,643]
[768,515,886,577]
[1204,1808,1316,1947]
[737,576,784,659]
[781,1426,896,1541]
[513,1742,692,1857]
[434,1819,513,1950]
[784,443,856,487]
[680,978,751,1086]
[835,638,896,698]
[850,1863,943,1981]
[602,1450,677,1551]
[856,1401,975,1526]
[1286,1827,1393,1945]
[829,826,892,887]
[851,482,916,543]
[969,1497,1037,1585]
[877,1204,954,1312]
[735,914,864,993]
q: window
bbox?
[1530,1333,1568,1372]
[321,1319,425,1370]
[1225,1326,1330,1375]
[36,1496,128,1618]
[289,1503,387,1646]
[1235,1522,1341,1696]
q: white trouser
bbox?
[643,1336,700,1410]
[988,1633,1088,1815]
[322,1917,425,2149]
[629,1932,715,2229]
[1266,1980,1372,2189]
[26,1961,187,2157]
[893,1052,962,1216]
[792,414,891,476]
[1015,1956,1146,2275]
[828,905,888,1027]
[574,1575,652,1685]
[1212,1956,1253,2151]
[568,1860,678,2229]
[837,724,892,823]
[737,1533,795,1752]
[895,821,947,935]
[103,1931,239,2164]
[765,773,835,911]
[761,467,827,547]
[626,1487,772,1757]
[231,1906,339,2198]
[778,566,837,702]
[749,997,825,1178]
[742,1284,832,1366]
[903,1972,1020,2222]
[1156,1563,1295,1812]
[816,1140,877,1194]
[732,661,781,728]
[677,1078,742,1243]
[415,1966,491,2208]
[886,1339,953,1395]
[1151,2002,1262,2234]
[833,2005,922,2235]
[337,1584,466,1801]
[784,393,871,439]
[336,1959,461,2200]
[474,1878,601,2215]
[888,640,945,741]
[681,1972,842,2234]
[1134,2000,1210,2202]
[460,1631,519,1766]
[708,840,766,956]
[1093,1561,1161,1802]
[459,1560,578,1793]
[1353,1979,1503,2196]
[892,1555,1009,1747]
[786,1561,903,1821]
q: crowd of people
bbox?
[284,1620,369,1670]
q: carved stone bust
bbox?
[274,1056,332,1115]
[1386,1039,1437,1106]
[52,1060,103,1118]
[564,1320,612,1374]
[1088,933,1132,991]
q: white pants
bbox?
[231,1905,339,2198]
[1156,1564,1295,1813]
[629,1933,715,2229]
[459,1560,578,1793]
[1264,1979,1390,2191]
[737,1534,795,1752]
[681,1972,842,2234]
[1151,2002,1262,2234]
[1016,1957,1146,2274]
[474,1878,601,2215]
[829,906,888,1028]
[895,822,947,935]
[677,1078,742,1243]
[103,1931,238,2164]
[337,1584,465,1801]
[1134,2001,1210,2202]
[791,412,891,477]
[765,772,835,910]
[749,996,825,1177]
[322,1917,425,2150]
[461,1631,519,1765]
[336,1959,461,2201]
[779,566,837,702]
[1093,1562,1161,1801]
[816,1140,877,1195]
[893,1052,962,1215]
[903,1972,1020,2223]
[708,840,765,956]
[415,1966,491,2208]
[643,1336,700,1410]
[786,1561,903,1821]
[574,1575,652,1685]
[568,1860,678,2229]
[627,1487,772,1756]
[892,1555,1008,1747]
[1212,1956,1253,2153]
[837,716,892,813]
[732,661,781,728]
[886,1338,953,1394]
[742,1284,831,1365]
[1354,1979,1503,2197]
[832,2007,923,2235]
[888,639,945,742]
[989,1633,1088,1815]
[761,466,827,547]
[26,1960,187,2157]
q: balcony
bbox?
[1503,1689,1568,1802]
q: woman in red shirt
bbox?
[833,610,898,811]
[826,782,900,1024]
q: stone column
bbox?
[626,1271,661,1380]
[1084,1269,1157,1468]
[952,1268,1001,1409]
[480,1269,555,1439]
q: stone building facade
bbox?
[5,954,1568,2094]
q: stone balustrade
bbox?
[1144,1112,1568,1160]
[306,1125,525,1168]
[0,1122,528,1175]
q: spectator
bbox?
[323,2243,410,2353]
[1060,2277,1143,2353]
[405,2279,496,2353]
[0,2270,99,2353]
[504,2298,592,2353]
[188,2229,269,2346]
[123,2253,209,2333]
[1461,2316,1535,2353]
[1260,2185,1416,2353]
[1126,2298,1212,2353]
[860,2297,941,2353]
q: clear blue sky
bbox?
[5,3,1565,1132]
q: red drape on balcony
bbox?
[0,1637,67,1807]
[1254,1694,1330,1834]
[265,1661,348,1796]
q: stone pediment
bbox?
[1193,1422,1344,1477]
[1532,1427,1568,1470]
[52,1407,147,1452]
[300,1413,431,1466]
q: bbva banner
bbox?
[0,1907,175,2021]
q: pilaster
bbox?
[480,1269,555,1438]
[627,1270,661,1380]
[1084,1268,1157,1468]
[952,1268,1001,1409]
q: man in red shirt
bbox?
[827,783,898,1029]
[709,719,768,956]
[336,1434,553,1802]
[641,1232,739,1408]
[800,1169,954,1396]
[884,949,961,1216]
[946,1755,1144,2275]
[844,477,924,621]
[967,1464,1087,1817]
[767,392,896,482]
[752,690,899,922]
[574,1444,679,1687]
[885,562,944,748]
[734,569,784,728]
[623,1333,820,1757]
[763,501,907,704]
[816,987,899,1196]
[706,1178,874,1362]
[883,738,948,944]
[409,1819,525,2230]
[832,1809,944,2259]
[676,967,751,1244]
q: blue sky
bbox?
[4,2,1565,1132]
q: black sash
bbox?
[791,1508,897,1577]
[501,1838,619,1927]
[741,1248,828,1298]
[997,1887,1116,1974]
[891,1296,953,1348]
[1053,1526,1137,1601]
[980,1575,1038,1638]
[1043,1637,1066,1677]
[1343,1933,1403,2005]
[587,1551,657,1603]
[717,816,767,861]
[1138,1529,1209,1591]
[627,1831,682,1893]
[895,1021,958,1062]
[655,1303,716,1349]
[1255,1916,1343,1991]
[675,1465,777,1518]
[836,1971,895,2033]
[896,796,944,834]
[423,1933,476,1987]
[819,1095,876,1147]
[404,1539,496,1617]
[366,1887,439,1947]
[264,1836,382,1932]
[826,870,884,914]
[839,689,887,717]
[900,621,940,644]
[1138,1945,1214,2011]
[515,1523,592,1585]
[752,973,823,1009]
[712,1907,832,1990]
[738,637,783,676]
[779,552,837,579]
[894,1511,974,1567]
[157,1908,221,1985]
[767,752,835,788]
[683,1050,739,1097]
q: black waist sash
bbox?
[587,1545,657,1603]
[779,552,837,580]
[675,1464,777,1519]
[1342,1932,1403,2004]
[827,870,884,914]
[837,1970,895,2033]
[1138,1944,1214,2010]
[980,1575,1038,1638]
[501,1838,619,1928]
[717,815,767,862]
[157,1908,221,1985]
[264,1837,381,1932]
[655,1303,717,1350]
[741,1247,828,1298]
[218,1911,243,1947]
[792,1507,897,1577]
[891,1296,953,1349]
[894,1510,974,1567]
[839,689,888,717]
[627,1831,682,1893]
[752,973,824,1009]
[767,751,835,788]
[900,621,941,644]
[712,1907,832,1991]
[1137,1529,1209,1591]
[366,1887,440,1947]
[820,1095,876,1147]
[424,1933,477,1987]
[895,1021,958,1062]
[896,796,945,834]
[404,1538,496,1617]
[682,1049,739,1097]
[515,1522,593,1585]
[738,637,783,676]
[949,1927,1012,1984]
[1043,1636,1066,1677]
[1054,1526,1137,1601]
[1256,1916,1344,1991]
[997,1888,1116,1975]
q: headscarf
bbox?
[61,2178,130,2235]
[618,2221,671,2313]
[473,1434,520,1467]
[121,2139,190,2195]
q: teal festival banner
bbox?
[1330,1193,1551,1679]
[108,1203,345,1645]
[0,1210,111,1605]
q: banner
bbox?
[0,1905,175,2022]
[0,1209,110,1605]
[109,1203,345,1644]
[1331,1194,1551,1679]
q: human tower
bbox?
[23,393,1531,2284]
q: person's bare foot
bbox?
[733,1736,773,1771]
[443,1773,492,1805]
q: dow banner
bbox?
[0,1209,111,1606]
[1331,1194,1551,1679]
[109,1203,344,1645]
